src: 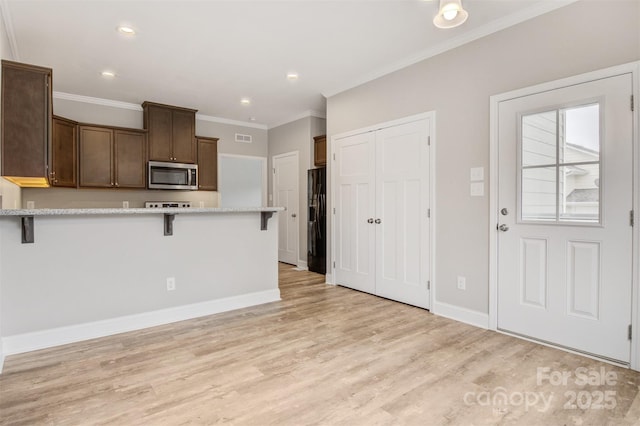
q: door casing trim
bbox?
[489,61,640,370]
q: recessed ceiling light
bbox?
[249,117,256,121]
[117,25,136,36]
[286,72,299,81]
[101,70,116,78]
[240,98,251,106]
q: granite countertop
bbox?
[0,207,284,216]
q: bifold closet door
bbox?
[335,119,430,309]
[375,120,430,308]
[334,132,376,294]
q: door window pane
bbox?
[522,111,556,167]
[522,167,556,221]
[519,103,601,224]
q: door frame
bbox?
[272,150,299,266]
[489,61,640,370]
[329,111,436,310]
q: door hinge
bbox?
[629,324,632,340]
[427,136,431,146]
[333,153,336,161]
[333,261,336,268]
[427,280,431,290]
[632,95,635,112]
[427,208,431,218]
[631,210,634,227]
[333,207,336,214]
[273,168,275,174]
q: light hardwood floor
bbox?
[1,263,639,425]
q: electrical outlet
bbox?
[26,201,35,209]
[199,201,205,208]
[166,277,176,291]
[457,276,466,290]
[122,201,129,209]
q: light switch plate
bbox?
[470,182,484,197]
[470,167,484,182]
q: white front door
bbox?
[273,151,299,265]
[335,118,431,308]
[497,74,633,363]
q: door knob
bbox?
[498,224,509,232]
[501,208,509,216]
[367,218,374,224]
[375,218,381,224]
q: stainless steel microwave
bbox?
[148,161,198,190]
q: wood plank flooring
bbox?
[1,263,639,425]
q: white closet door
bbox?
[335,132,376,294]
[334,118,431,309]
[375,119,430,308]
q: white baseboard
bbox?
[296,260,308,271]
[432,300,489,329]
[0,351,4,374]
[325,273,335,285]
[2,289,281,357]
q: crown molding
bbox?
[53,91,143,111]
[268,109,326,130]
[53,91,269,129]
[322,0,581,98]
[0,0,20,61]
[196,114,268,130]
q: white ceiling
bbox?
[1,0,576,129]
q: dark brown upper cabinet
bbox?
[196,136,219,191]
[51,116,78,188]
[143,101,197,164]
[313,135,327,167]
[1,60,52,187]
[79,124,147,189]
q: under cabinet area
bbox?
[197,136,218,191]
[79,125,147,189]
[51,116,77,187]
[143,101,197,164]
[1,60,52,186]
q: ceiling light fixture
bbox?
[433,0,468,29]
[117,25,136,36]
[101,70,116,78]
[286,72,299,81]
[241,98,251,105]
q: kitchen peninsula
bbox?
[0,207,282,356]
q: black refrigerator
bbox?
[308,167,326,274]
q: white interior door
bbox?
[375,120,430,308]
[497,74,633,363]
[335,132,376,294]
[335,118,431,308]
[273,151,299,265]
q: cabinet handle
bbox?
[115,182,119,187]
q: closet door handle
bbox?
[367,218,374,224]
[375,219,381,224]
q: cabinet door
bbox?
[146,105,172,161]
[314,136,327,167]
[172,109,196,163]
[115,130,146,188]
[79,126,113,188]
[52,117,77,187]
[197,137,218,191]
[1,61,52,180]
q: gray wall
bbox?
[268,116,326,267]
[326,0,640,314]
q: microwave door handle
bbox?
[187,170,192,187]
